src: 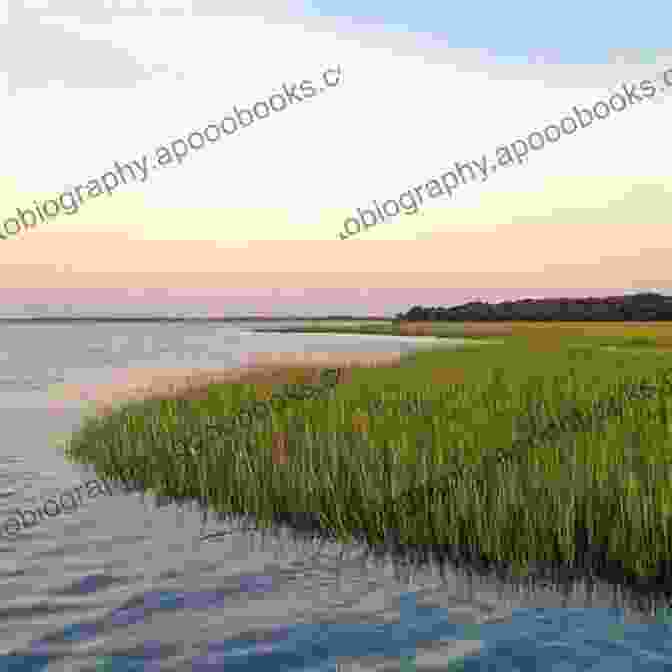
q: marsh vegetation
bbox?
[64,323,672,606]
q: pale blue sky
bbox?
[304,0,667,65]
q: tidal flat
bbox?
[63,322,672,608]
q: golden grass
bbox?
[397,322,515,337]
[54,323,672,418]
[57,351,406,418]
[351,412,371,435]
[506,321,672,337]
[400,320,672,339]
[407,320,672,352]
[428,367,468,386]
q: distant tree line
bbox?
[395,292,672,321]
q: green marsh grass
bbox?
[63,333,672,594]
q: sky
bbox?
[1,0,670,317]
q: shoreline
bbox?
[55,350,407,417]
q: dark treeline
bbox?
[395,292,672,321]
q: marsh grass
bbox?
[255,319,672,344]
[254,320,515,340]
[64,329,672,601]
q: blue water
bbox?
[6,589,672,670]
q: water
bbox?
[1,321,671,671]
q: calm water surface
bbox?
[1,322,671,671]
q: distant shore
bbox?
[0,316,392,323]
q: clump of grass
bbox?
[63,331,672,598]
[621,336,659,347]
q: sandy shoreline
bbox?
[52,351,406,416]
